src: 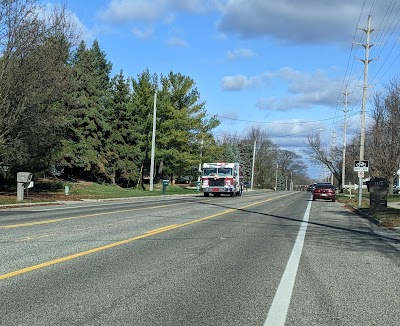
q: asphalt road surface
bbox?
[0,191,399,326]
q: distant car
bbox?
[316,182,337,191]
[312,183,336,202]
[393,185,400,194]
[307,184,315,192]
[175,175,193,184]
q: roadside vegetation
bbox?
[0,179,199,205]
[336,192,400,228]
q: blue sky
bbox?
[43,0,400,179]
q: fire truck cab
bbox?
[201,162,243,197]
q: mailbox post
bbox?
[16,172,33,201]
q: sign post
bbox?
[354,160,369,207]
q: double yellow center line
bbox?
[0,193,294,280]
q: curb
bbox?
[352,207,400,242]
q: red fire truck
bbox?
[201,162,244,197]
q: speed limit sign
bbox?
[358,171,364,178]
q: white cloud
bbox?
[94,1,399,48]
[217,0,399,45]
[165,37,188,47]
[98,0,217,23]
[222,67,346,110]
[132,27,155,39]
[262,68,343,110]
[221,72,273,91]
[98,0,162,22]
[226,48,256,60]
[221,75,248,91]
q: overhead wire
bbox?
[206,113,349,125]
[344,0,400,144]
[331,0,367,142]
[369,0,400,85]
[211,1,399,160]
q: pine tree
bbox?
[131,69,158,188]
[157,72,219,179]
[61,40,112,180]
[105,70,142,186]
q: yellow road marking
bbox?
[145,224,180,234]
[0,203,178,229]
[0,193,295,280]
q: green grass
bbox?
[70,182,198,198]
[0,180,199,205]
[336,190,400,227]
[336,191,370,208]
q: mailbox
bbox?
[162,180,169,194]
[16,172,33,201]
[369,178,388,210]
[17,172,33,183]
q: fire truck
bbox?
[200,162,244,197]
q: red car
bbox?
[312,183,336,202]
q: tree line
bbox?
[0,0,310,189]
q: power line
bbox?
[207,113,352,125]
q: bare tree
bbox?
[366,78,400,193]
[276,149,308,189]
[0,0,78,171]
[343,137,362,186]
[305,132,343,188]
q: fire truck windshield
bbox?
[218,168,233,176]
[203,168,217,176]
[203,167,233,177]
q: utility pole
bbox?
[290,171,293,191]
[251,140,256,190]
[341,87,350,192]
[149,91,157,191]
[354,14,376,207]
[197,136,204,182]
[330,130,336,185]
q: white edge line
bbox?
[264,199,312,326]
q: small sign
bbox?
[354,160,369,172]
[358,171,364,178]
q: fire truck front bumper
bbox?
[202,186,234,193]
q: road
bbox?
[0,191,399,326]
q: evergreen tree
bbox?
[105,70,142,186]
[131,69,158,188]
[61,40,112,180]
[157,72,219,180]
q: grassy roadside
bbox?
[336,192,400,228]
[0,179,199,205]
